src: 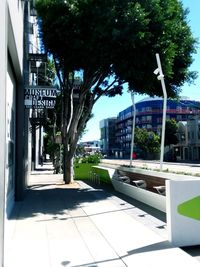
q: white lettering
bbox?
[25,87,58,108]
[25,88,57,98]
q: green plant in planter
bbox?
[74,152,103,180]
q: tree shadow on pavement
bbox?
[8,184,116,220]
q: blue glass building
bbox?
[115,97,200,158]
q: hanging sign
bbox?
[24,86,58,109]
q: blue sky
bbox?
[81,0,200,142]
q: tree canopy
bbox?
[36,0,197,98]
[165,119,179,147]
[134,128,160,157]
[35,0,197,183]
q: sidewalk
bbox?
[4,170,200,267]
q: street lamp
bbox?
[130,91,136,167]
[154,53,167,171]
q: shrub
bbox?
[77,152,103,164]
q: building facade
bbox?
[172,116,200,161]
[172,121,188,161]
[102,97,200,159]
[100,118,117,157]
[0,1,36,265]
[79,140,100,154]
[186,116,200,160]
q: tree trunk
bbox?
[61,75,96,184]
[64,154,74,184]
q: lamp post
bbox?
[154,53,167,171]
[130,91,136,167]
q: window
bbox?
[198,125,200,139]
[177,115,182,120]
[142,116,146,122]
[146,115,152,122]
[147,124,152,129]
[146,107,152,111]
[192,131,194,140]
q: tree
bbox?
[165,119,179,147]
[41,59,59,167]
[36,0,197,183]
[134,128,160,158]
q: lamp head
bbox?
[153,68,160,75]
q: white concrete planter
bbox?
[97,164,200,214]
[98,163,200,246]
[110,165,200,214]
[111,178,166,212]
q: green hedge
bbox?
[91,166,112,184]
[74,163,112,185]
[74,163,95,180]
[74,153,102,180]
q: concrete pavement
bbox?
[4,168,200,267]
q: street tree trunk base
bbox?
[63,156,74,184]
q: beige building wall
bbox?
[187,117,200,160]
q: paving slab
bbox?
[4,173,200,267]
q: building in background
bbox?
[99,118,117,157]
[173,116,200,161]
[186,116,200,160]
[79,140,100,154]
[100,97,200,159]
[173,121,188,161]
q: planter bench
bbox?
[92,164,200,247]
[153,185,166,195]
[91,165,166,212]
[131,179,147,189]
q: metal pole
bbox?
[59,143,62,173]
[155,53,167,171]
[130,92,136,167]
[36,65,38,85]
